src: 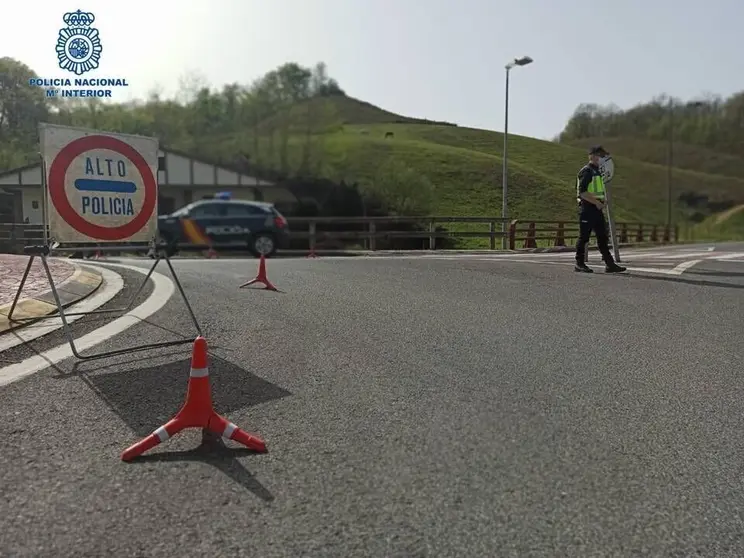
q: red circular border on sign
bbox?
[48,134,157,241]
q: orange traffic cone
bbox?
[120,336,267,461]
[239,254,278,291]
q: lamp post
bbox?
[501,56,533,249]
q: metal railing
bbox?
[288,216,507,251]
[507,220,679,250]
[0,217,678,255]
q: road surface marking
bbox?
[458,258,692,275]
[619,260,701,275]
[0,266,124,353]
[672,259,703,274]
[655,252,722,260]
[0,263,174,387]
[709,252,744,261]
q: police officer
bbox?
[575,146,626,273]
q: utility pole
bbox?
[501,56,533,249]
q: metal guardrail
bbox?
[0,217,678,255]
[288,216,506,251]
[508,220,679,250]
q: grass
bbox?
[689,204,744,241]
[201,96,744,246]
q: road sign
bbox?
[599,155,615,183]
[40,123,159,243]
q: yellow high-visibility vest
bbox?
[576,168,605,201]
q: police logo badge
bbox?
[56,10,102,75]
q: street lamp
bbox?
[501,56,533,249]
[667,99,704,226]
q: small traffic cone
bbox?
[306,248,318,258]
[239,254,278,291]
[120,336,267,461]
[206,247,218,259]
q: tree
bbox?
[558,90,744,156]
[0,57,379,217]
[0,57,50,164]
[362,159,434,215]
[310,62,345,97]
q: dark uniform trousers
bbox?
[575,204,613,265]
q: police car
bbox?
[157,193,290,257]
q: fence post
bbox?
[554,222,565,247]
[508,220,518,250]
[10,224,18,253]
[524,222,537,249]
[651,225,658,242]
[674,225,679,243]
[308,221,316,252]
[489,221,496,250]
[662,225,670,243]
[636,224,644,243]
[369,220,376,251]
[620,223,628,243]
[429,219,436,250]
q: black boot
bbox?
[604,262,626,273]
[574,262,593,273]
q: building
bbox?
[0,147,297,224]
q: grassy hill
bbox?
[565,137,744,180]
[691,204,744,241]
[201,96,744,245]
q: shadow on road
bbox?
[65,353,291,498]
[129,440,276,502]
[617,271,744,290]
[80,355,291,435]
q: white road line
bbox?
[463,258,686,275]
[672,259,703,274]
[487,258,697,275]
[710,252,744,261]
[0,266,124,353]
[674,246,715,253]
[0,263,175,387]
[616,260,701,275]
[655,252,722,260]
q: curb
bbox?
[0,262,104,334]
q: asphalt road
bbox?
[2,244,744,557]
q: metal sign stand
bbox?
[7,140,202,361]
[603,183,621,264]
[601,155,621,264]
[6,243,202,361]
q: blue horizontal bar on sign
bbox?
[74,179,137,194]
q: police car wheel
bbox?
[251,234,276,257]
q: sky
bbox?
[2,0,742,140]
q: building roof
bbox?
[0,146,276,189]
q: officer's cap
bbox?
[588,145,608,156]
